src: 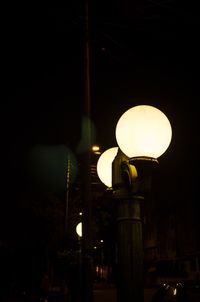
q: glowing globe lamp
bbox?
[76,222,82,237]
[116,105,172,159]
[97,147,118,187]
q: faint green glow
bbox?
[28,144,78,193]
[76,116,96,153]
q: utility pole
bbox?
[81,0,94,301]
[65,155,70,234]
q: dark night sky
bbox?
[2,2,200,211]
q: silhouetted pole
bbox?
[81,0,94,301]
[65,155,70,234]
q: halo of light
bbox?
[97,147,118,187]
[116,105,172,159]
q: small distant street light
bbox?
[97,105,172,302]
[97,147,118,188]
[76,221,83,301]
[76,222,82,238]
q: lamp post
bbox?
[76,222,83,301]
[76,222,83,239]
[97,105,172,302]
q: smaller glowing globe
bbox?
[97,147,118,187]
[116,105,172,159]
[76,222,82,237]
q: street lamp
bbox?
[76,222,83,301]
[76,222,82,238]
[97,105,172,302]
[96,147,118,188]
[115,105,172,158]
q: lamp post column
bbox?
[112,149,144,302]
[116,195,144,302]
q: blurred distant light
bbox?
[92,145,100,152]
[92,145,101,155]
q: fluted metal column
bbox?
[116,195,144,302]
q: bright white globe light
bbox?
[115,105,172,159]
[97,147,118,187]
[76,222,82,237]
